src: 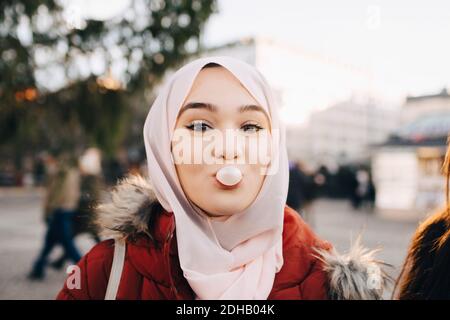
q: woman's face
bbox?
[171,66,272,217]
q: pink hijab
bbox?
[143,56,289,299]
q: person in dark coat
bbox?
[394,141,450,299]
[286,161,304,212]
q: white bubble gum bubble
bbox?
[215,166,242,186]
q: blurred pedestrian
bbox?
[28,152,82,280]
[49,148,103,270]
[365,172,376,211]
[33,153,47,186]
[287,161,303,212]
[335,165,357,203]
[287,161,317,226]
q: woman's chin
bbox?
[203,196,251,216]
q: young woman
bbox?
[57,57,389,300]
[394,140,450,299]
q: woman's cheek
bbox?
[175,164,203,194]
[244,132,272,166]
[175,164,195,196]
[246,164,266,190]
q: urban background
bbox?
[1,0,449,299]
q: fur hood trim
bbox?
[95,174,160,241]
[315,238,393,299]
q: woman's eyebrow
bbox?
[179,102,269,120]
[238,104,269,119]
[178,102,217,117]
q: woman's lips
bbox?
[212,175,242,190]
[215,165,243,187]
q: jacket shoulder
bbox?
[56,240,115,300]
[269,206,331,299]
[283,205,332,254]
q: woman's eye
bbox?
[241,123,263,133]
[186,121,212,132]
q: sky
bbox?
[202,0,450,102]
[71,0,450,104]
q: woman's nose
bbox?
[213,130,245,161]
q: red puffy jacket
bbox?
[56,175,389,300]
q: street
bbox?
[0,188,421,299]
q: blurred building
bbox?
[372,88,450,220]
[400,88,450,125]
[287,98,398,168]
